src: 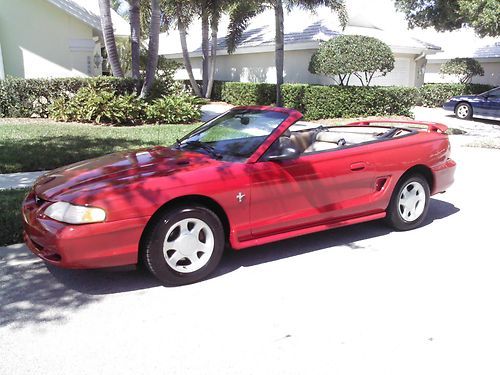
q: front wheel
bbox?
[455,102,472,120]
[142,206,225,286]
[386,175,430,231]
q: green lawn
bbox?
[0,122,199,173]
[0,189,29,246]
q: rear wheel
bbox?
[386,175,430,231]
[142,206,225,286]
[455,102,472,120]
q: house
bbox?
[425,41,500,86]
[158,7,441,88]
[0,0,129,79]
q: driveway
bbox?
[1,141,499,375]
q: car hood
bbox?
[34,146,217,201]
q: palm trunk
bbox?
[206,20,218,99]
[140,0,161,98]
[129,0,141,92]
[98,0,124,77]
[201,9,210,97]
[274,0,284,106]
[178,19,202,97]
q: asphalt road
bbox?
[1,140,500,375]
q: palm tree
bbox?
[129,0,141,89]
[98,0,124,77]
[227,0,348,106]
[140,0,162,98]
[173,1,203,97]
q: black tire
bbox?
[455,102,472,120]
[386,174,430,231]
[141,206,225,286]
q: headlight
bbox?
[44,202,106,224]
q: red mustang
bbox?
[22,106,456,285]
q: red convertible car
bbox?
[22,106,456,285]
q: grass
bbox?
[0,121,199,173]
[0,189,29,246]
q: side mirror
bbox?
[265,147,300,162]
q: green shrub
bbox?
[282,84,308,112]
[146,95,203,124]
[49,86,145,124]
[49,86,201,125]
[440,58,485,84]
[309,35,395,86]
[301,85,418,120]
[419,83,494,107]
[221,82,276,106]
[0,76,179,118]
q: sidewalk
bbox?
[0,171,45,191]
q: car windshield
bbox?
[177,109,289,161]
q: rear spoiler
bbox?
[345,120,448,134]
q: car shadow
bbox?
[444,113,500,125]
[0,198,459,328]
[212,197,460,279]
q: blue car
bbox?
[443,87,500,121]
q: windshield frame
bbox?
[176,106,303,162]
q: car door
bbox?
[475,88,500,119]
[249,145,379,238]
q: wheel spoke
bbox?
[168,250,183,265]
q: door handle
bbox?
[350,162,366,171]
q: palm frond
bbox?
[226,1,268,54]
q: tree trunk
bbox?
[98,0,124,77]
[140,0,161,98]
[129,0,141,92]
[274,0,284,106]
[178,18,202,97]
[206,20,218,99]
[201,9,210,97]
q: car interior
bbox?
[272,123,414,157]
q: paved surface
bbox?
[0,171,46,191]
[413,106,500,137]
[1,141,500,375]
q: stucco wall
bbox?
[425,60,500,86]
[0,0,98,78]
[173,50,422,87]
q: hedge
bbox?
[0,76,177,118]
[282,84,418,120]
[221,82,276,106]
[419,83,494,107]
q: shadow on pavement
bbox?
[0,198,458,328]
[213,198,459,278]
[0,245,159,329]
[445,113,500,126]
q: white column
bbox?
[0,42,5,79]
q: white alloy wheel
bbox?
[456,104,470,119]
[398,181,426,222]
[163,218,215,273]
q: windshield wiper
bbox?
[183,140,222,159]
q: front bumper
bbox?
[22,190,150,269]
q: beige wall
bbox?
[173,50,423,87]
[0,0,99,78]
[425,60,500,86]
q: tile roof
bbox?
[159,7,439,56]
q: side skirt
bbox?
[230,211,386,250]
